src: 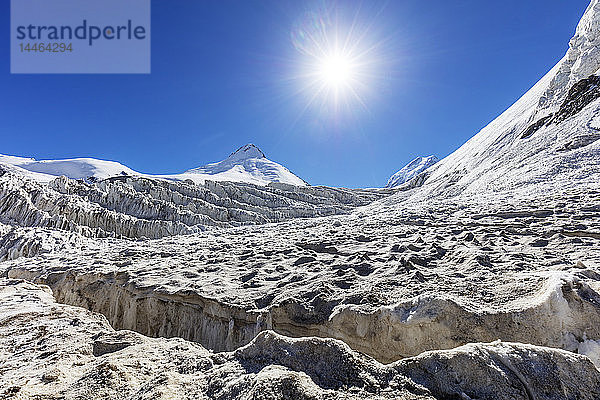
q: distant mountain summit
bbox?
[227,144,265,160]
[0,144,307,186]
[386,156,438,188]
[184,144,306,186]
[187,144,268,174]
[0,154,136,183]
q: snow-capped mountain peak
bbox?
[184,144,306,186]
[226,144,265,161]
[386,156,438,188]
[186,144,271,175]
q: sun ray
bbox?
[290,9,382,113]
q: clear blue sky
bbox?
[0,0,591,187]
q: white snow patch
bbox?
[578,337,600,369]
[590,114,600,130]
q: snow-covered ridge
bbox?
[0,154,136,183]
[413,0,600,199]
[540,0,600,110]
[0,144,307,187]
[386,156,438,188]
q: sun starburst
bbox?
[290,7,381,113]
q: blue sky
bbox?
[0,0,591,187]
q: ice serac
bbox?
[1,2,600,398]
[2,279,600,399]
[386,156,438,188]
[0,171,391,241]
[416,0,600,198]
[184,144,307,186]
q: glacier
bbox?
[1,1,600,399]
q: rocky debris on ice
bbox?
[385,156,438,188]
[540,0,600,110]
[522,74,600,139]
[2,279,599,400]
[2,1,600,398]
[4,186,599,364]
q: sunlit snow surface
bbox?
[0,144,307,187]
[2,2,600,398]
[386,156,438,188]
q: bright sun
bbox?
[317,54,356,88]
[291,10,382,111]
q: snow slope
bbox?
[0,144,307,186]
[386,156,438,188]
[0,155,136,183]
[414,0,600,199]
